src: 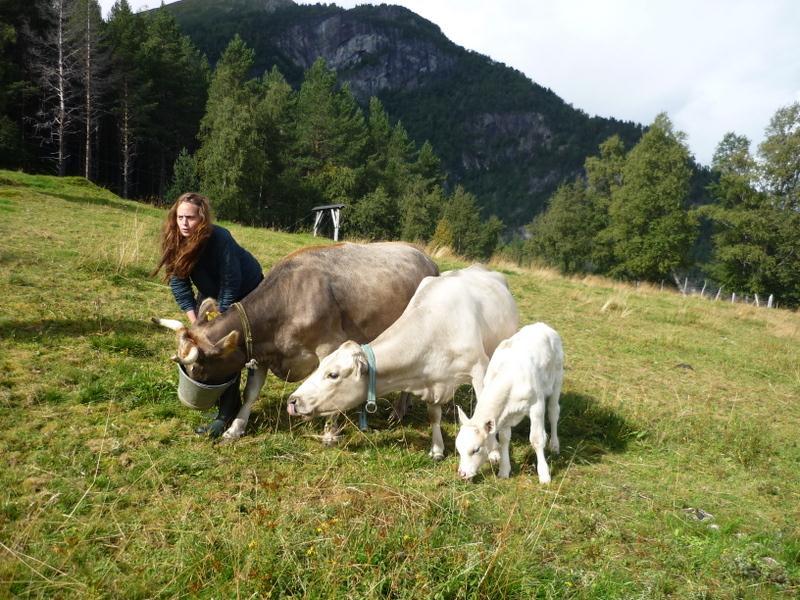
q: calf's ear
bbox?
[483,419,495,435]
[214,330,240,356]
[457,405,470,425]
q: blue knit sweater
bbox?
[169,225,262,314]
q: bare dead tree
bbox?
[27,0,82,176]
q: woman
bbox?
[153,192,263,437]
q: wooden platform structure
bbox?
[311,203,344,241]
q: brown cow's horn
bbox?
[153,317,185,332]
[182,346,199,365]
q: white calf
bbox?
[456,323,563,483]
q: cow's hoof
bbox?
[321,434,341,447]
[429,451,445,462]
[488,450,501,465]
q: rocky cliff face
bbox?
[274,6,458,100]
[462,111,554,169]
[166,0,642,227]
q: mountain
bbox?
[162,0,644,228]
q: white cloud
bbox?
[99,0,800,164]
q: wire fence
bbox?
[668,275,776,309]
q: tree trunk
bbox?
[56,0,67,176]
[83,0,92,180]
[121,82,131,198]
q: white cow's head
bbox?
[455,406,497,480]
[287,340,368,417]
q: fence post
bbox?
[768,294,774,308]
[754,293,760,307]
[715,286,723,301]
[682,277,688,295]
[731,292,736,304]
[700,280,707,298]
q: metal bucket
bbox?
[176,364,237,411]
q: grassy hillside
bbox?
[1,170,799,598]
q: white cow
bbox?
[456,323,563,483]
[287,265,519,459]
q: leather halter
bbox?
[232,302,258,369]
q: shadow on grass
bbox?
[512,391,638,474]
[245,391,439,453]
[228,384,638,475]
[0,317,156,342]
[272,390,639,468]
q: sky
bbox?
[98,0,800,166]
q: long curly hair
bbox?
[152,193,213,280]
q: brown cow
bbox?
[154,241,438,441]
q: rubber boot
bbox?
[195,372,242,438]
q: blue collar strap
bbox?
[359,343,378,430]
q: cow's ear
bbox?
[198,298,220,322]
[483,419,495,435]
[457,405,470,426]
[352,348,368,380]
[215,331,240,356]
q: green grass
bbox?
[1,169,799,598]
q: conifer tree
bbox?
[258,66,298,228]
[139,7,208,198]
[0,1,33,167]
[292,58,367,209]
[411,140,444,191]
[348,186,398,240]
[106,0,150,197]
[362,97,413,199]
[433,186,503,259]
[398,179,445,242]
[70,0,106,180]
[165,146,198,202]
[196,35,269,221]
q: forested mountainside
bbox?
[163,0,644,226]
